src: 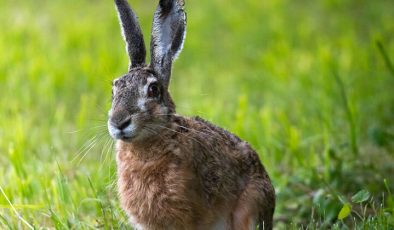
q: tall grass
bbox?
[0,0,393,228]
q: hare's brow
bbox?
[144,68,156,75]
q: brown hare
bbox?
[108,0,275,229]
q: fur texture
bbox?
[115,0,146,70]
[109,0,275,229]
[115,115,275,229]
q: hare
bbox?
[108,0,275,229]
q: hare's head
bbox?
[108,0,186,142]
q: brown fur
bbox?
[115,116,275,229]
[110,1,275,229]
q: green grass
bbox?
[1,0,394,228]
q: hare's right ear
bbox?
[115,0,146,71]
[150,0,186,88]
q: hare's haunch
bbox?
[108,0,275,229]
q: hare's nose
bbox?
[111,118,131,131]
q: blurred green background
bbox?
[0,0,393,228]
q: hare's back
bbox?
[176,116,272,196]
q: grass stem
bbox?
[0,185,34,230]
[332,70,358,156]
[376,41,394,78]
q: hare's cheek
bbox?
[145,102,163,118]
[137,98,147,112]
[158,106,169,116]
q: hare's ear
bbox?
[150,0,186,88]
[115,0,146,71]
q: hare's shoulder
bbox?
[173,115,241,143]
[173,115,264,170]
[171,115,262,163]
[174,115,250,153]
[173,115,266,199]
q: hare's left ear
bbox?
[150,0,186,88]
[115,0,146,71]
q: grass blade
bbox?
[376,40,394,78]
[332,70,358,155]
[0,185,34,230]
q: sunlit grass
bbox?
[0,0,393,228]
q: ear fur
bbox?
[115,0,147,71]
[150,0,187,88]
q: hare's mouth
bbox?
[108,120,137,141]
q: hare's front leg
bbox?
[232,195,258,230]
[231,181,274,230]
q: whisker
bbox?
[148,116,223,142]
[73,131,108,164]
[96,104,109,114]
[71,135,99,162]
[66,125,108,134]
[151,124,207,147]
[101,137,115,171]
[160,122,224,152]
[143,125,159,135]
[86,118,108,123]
[105,140,117,191]
[106,139,115,164]
[107,140,116,180]
[176,124,227,143]
[77,138,99,165]
[100,137,112,163]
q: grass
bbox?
[0,0,393,228]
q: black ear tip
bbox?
[159,0,173,10]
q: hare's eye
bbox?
[148,83,160,98]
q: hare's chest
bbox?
[117,156,197,227]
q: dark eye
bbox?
[148,83,160,98]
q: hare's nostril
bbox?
[113,118,131,130]
[119,118,131,130]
